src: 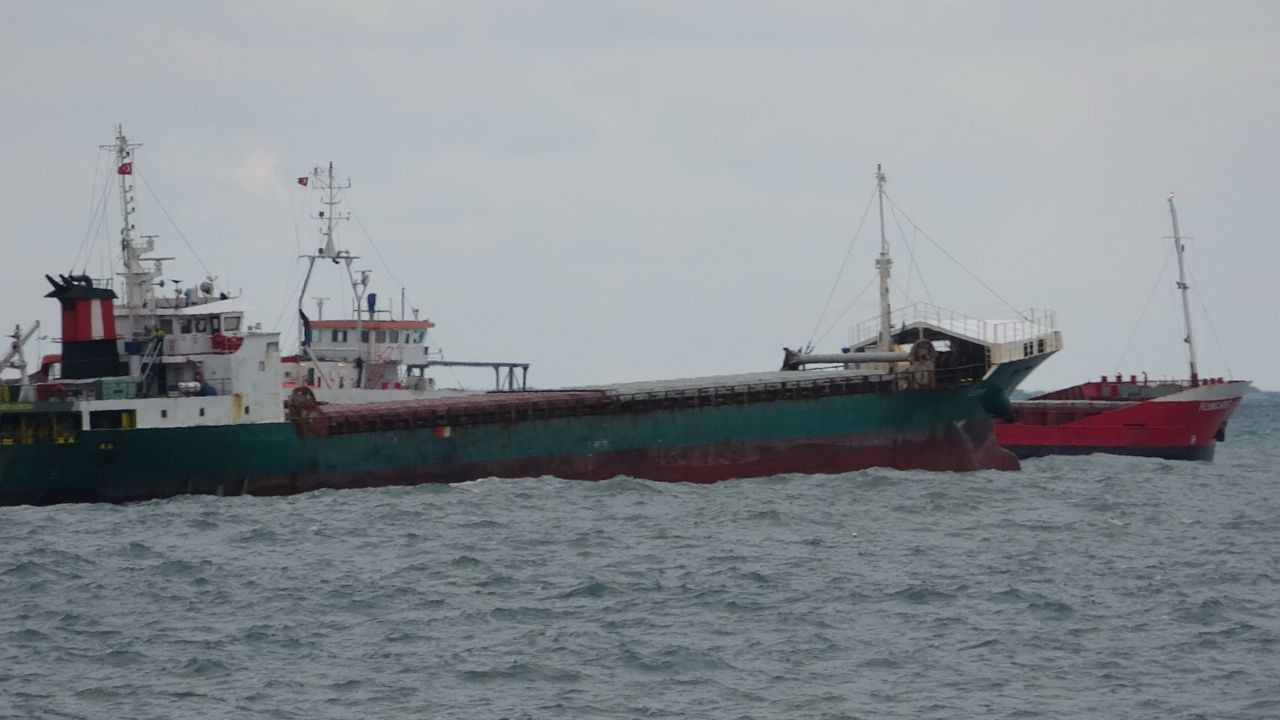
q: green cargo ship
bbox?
[0,133,1060,506]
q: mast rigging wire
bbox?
[344,197,417,318]
[272,263,310,344]
[135,170,216,281]
[805,186,877,351]
[887,200,934,306]
[883,192,1029,321]
[812,272,877,349]
[95,170,115,281]
[1114,244,1175,372]
[287,175,303,259]
[70,161,114,275]
[70,148,104,270]
[1186,263,1235,378]
[87,146,102,219]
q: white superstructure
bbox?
[19,127,286,431]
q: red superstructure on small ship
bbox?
[996,194,1248,461]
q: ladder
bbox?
[137,336,164,393]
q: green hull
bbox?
[0,383,1014,506]
[984,354,1055,397]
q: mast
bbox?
[2,321,39,377]
[875,165,893,351]
[321,163,340,268]
[296,163,358,387]
[297,163,356,327]
[1167,193,1199,386]
[106,126,159,307]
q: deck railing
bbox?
[294,363,990,437]
[851,302,1058,347]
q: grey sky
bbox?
[3,2,1277,390]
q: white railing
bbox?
[850,302,1058,347]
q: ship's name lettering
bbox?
[1198,400,1233,412]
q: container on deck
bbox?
[100,377,138,400]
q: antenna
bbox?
[104,126,158,308]
[313,162,351,258]
[312,296,329,321]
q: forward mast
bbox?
[875,164,893,352]
[1167,193,1199,387]
[291,163,437,394]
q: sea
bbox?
[2,394,1278,719]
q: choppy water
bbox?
[2,395,1278,719]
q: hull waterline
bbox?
[1,384,1017,507]
[996,380,1246,461]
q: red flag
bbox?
[117,162,133,175]
[296,176,309,187]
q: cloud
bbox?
[233,147,282,200]
[2,2,1278,389]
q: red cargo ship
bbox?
[996,194,1248,461]
[997,374,1246,460]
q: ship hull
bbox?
[996,381,1245,461]
[1001,441,1216,462]
[0,385,1016,506]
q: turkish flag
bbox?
[296,176,309,186]
[117,162,133,175]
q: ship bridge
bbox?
[846,302,1062,394]
[307,319,435,364]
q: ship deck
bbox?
[292,365,988,438]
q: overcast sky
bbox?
[3,1,1277,390]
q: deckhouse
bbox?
[0,127,284,449]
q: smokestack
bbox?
[45,274,123,379]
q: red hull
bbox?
[230,430,1017,501]
[996,379,1247,460]
[1,421,1019,506]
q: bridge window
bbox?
[389,330,400,343]
[224,315,241,331]
[360,330,370,343]
[210,317,221,333]
[332,329,348,343]
[375,330,387,343]
[180,319,193,334]
[89,410,136,429]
